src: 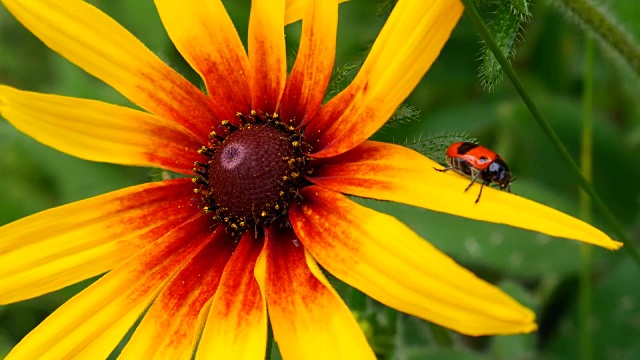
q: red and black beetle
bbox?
[435,142,515,203]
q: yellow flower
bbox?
[0,0,621,359]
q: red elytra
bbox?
[444,141,500,171]
[436,142,515,203]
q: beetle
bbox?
[435,141,515,203]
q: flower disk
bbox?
[194,113,309,236]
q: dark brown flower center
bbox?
[193,112,309,236]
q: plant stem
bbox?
[556,0,640,78]
[460,0,640,266]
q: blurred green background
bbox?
[1,0,639,359]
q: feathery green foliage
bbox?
[479,0,531,90]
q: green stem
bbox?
[556,0,640,77]
[460,0,640,265]
[578,35,594,360]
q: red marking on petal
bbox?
[196,233,267,359]
[215,234,264,316]
[266,229,325,306]
[280,0,337,126]
[304,88,358,153]
[120,224,236,358]
[261,226,375,358]
[139,73,217,144]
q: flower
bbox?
[0,0,622,359]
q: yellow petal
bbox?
[290,186,537,335]
[248,0,286,113]
[254,227,375,360]
[154,0,252,121]
[0,86,201,174]
[284,0,348,25]
[1,0,217,142]
[5,214,214,360]
[196,234,267,360]
[309,141,622,250]
[280,0,338,126]
[306,0,463,157]
[119,225,235,360]
[0,179,197,305]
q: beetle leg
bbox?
[434,166,455,172]
[475,181,491,203]
[464,170,483,192]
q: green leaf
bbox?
[489,281,537,359]
[545,258,640,359]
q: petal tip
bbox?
[608,240,624,250]
[519,321,538,335]
[499,307,538,336]
[478,310,538,336]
